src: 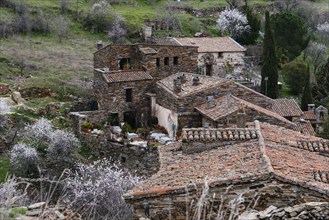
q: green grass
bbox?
[0,157,10,183]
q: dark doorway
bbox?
[206,65,212,76]
[108,113,119,126]
[119,58,131,70]
[124,111,136,129]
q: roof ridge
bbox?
[255,120,275,174]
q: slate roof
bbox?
[195,95,295,127]
[173,37,246,53]
[125,121,329,200]
[157,73,228,97]
[102,71,153,83]
[271,99,303,117]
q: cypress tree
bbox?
[261,11,279,99]
[301,66,313,111]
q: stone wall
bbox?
[239,202,329,220]
[156,80,272,114]
[214,107,294,129]
[93,44,198,82]
[126,176,329,220]
[177,112,202,130]
[69,110,108,135]
[93,72,153,124]
[197,51,245,78]
[79,132,160,177]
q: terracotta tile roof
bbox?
[303,110,317,121]
[157,73,228,97]
[294,120,316,136]
[182,127,258,142]
[102,71,153,83]
[271,99,303,117]
[125,122,329,200]
[173,37,246,53]
[127,138,268,197]
[259,122,329,194]
[195,95,295,127]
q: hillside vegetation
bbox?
[0,0,328,102]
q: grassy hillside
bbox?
[0,0,328,104]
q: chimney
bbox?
[308,104,315,112]
[206,96,216,109]
[192,76,200,86]
[180,73,186,83]
[173,76,182,93]
[236,112,246,128]
[97,40,104,50]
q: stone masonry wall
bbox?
[215,107,294,129]
[140,45,198,81]
[93,72,153,122]
[127,176,329,220]
[239,202,329,220]
[156,79,272,114]
[79,132,160,177]
[94,44,198,82]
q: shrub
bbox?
[121,122,132,136]
[62,160,140,220]
[9,143,39,177]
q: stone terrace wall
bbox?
[69,110,108,135]
[239,202,329,220]
[80,133,160,177]
[127,177,329,220]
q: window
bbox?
[121,156,126,164]
[125,88,132,102]
[218,52,223,58]
[156,58,160,67]
[119,58,131,70]
[164,57,169,66]
[173,56,179,65]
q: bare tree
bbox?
[108,15,126,43]
[305,42,328,74]
[274,0,299,12]
[52,16,69,43]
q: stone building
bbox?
[124,121,329,219]
[93,43,198,126]
[172,37,246,77]
[152,73,310,137]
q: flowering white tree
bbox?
[47,129,80,165]
[217,8,250,41]
[63,159,140,220]
[9,118,81,176]
[9,143,39,177]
